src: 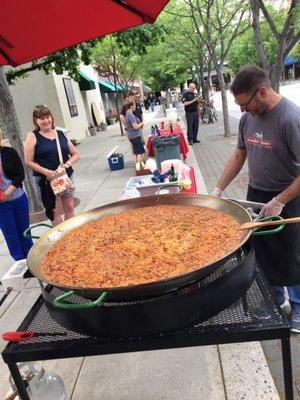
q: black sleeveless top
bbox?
[33,130,73,177]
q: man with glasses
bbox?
[212,65,300,333]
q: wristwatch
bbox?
[65,161,72,168]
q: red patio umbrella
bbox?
[0,0,169,67]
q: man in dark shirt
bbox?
[212,65,300,333]
[182,83,200,145]
[131,90,143,122]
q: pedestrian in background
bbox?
[24,105,79,226]
[149,93,155,112]
[212,65,300,333]
[0,129,33,261]
[182,83,200,145]
[131,90,144,123]
[120,93,134,129]
[125,101,145,164]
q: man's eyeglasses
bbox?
[235,87,260,109]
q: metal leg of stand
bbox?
[281,338,294,400]
[7,362,30,400]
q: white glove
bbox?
[211,187,222,197]
[259,197,285,217]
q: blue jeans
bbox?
[0,193,33,260]
[274,285,300,312]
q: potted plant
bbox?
[88,124,97,136]
[70,138,81,146]
[99,121,107,131]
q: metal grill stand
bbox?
[2,256,293,400]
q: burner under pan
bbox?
[38,248,256,338]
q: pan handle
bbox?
[155,184,181,195]
[23,223,52,239]
[52,290,107,309]
[251,216,285,237]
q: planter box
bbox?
[88,127,97,136]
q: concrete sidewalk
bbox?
[0,107,281,399]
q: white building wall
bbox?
[79,65,106,125]
[52,72,88,140]
[8,67,89,140]
[7,68,63,139]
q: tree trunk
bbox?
[0,67,41,212]
[270,44,285,93]
[216,68,231,137]
[114,93,125,136]
[250,0,270,71]
[198,67,205,99]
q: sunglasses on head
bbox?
[33,104,49,110]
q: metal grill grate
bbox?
[4,252,287,354]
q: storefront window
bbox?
[63,78,78,117]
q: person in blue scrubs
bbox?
[0,130,33,260]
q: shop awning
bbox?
[79,71,96,91]
[116,83,126,92]
[284,56,298,67]
[0,1,170,67]
[99,80,115,93]
[99,80,126,93]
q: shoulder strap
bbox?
[54,130,64,164]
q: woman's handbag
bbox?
[49,132,75,196]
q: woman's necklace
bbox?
[40,129,56,140]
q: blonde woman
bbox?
[0,129,33,260]
[24,105,79,226]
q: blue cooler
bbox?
[108,153,124,171]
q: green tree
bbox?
[92,25,165,134]
[188,0,251,136]
[250,0,300,91]
[290,41,300,59]
[138,2,209,96]
[227,19,279,74]
[5,42,97,85]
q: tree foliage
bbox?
[226,10,282,74]
[290,41,300,59]
[115,25,166,56]
[250,0,300,91]
[92,36,143,89]
[5,42,98,85]
[137,2,202,91]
